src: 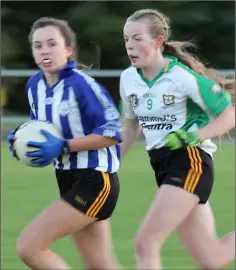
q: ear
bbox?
[66,46,73,58]
[155,35,165,49]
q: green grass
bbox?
[1,142,235,269]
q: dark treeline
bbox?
[2,1,235,113]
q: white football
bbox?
[14,120,63,167]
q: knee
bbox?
[200,260,226,270]
[135,232,162,258]
[197,253,227,270]
[200,263,221,270]
[17,236,36,264]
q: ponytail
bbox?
[163,41,235,104]
[77,42,101,70]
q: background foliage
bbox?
[2,1,235,113]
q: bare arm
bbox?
[68,134,119,152]
[120,118,141,158]
[197,105,235,141]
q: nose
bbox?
[126,39,134,50]
[40,45,50,56]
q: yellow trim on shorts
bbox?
[184,147,203,193]
[86,172,110,218]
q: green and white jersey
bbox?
[120,56,231,155]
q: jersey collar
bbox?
[136,55,178,88]
[39,60,78,88]
[39,60,78,79]
[58,60,78,79]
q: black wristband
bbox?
[62,140,70,154]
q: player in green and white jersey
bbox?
[120,8,235,270]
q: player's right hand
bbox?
[7,126,20,160]
[164,129,200,150]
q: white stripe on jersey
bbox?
[109,145,120,172]
[51,81,64,130]
[27,87,35,116]
[66,86,88,170]
[96,148,108,171]
[37,79,47,120]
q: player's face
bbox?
[123,21,163,68]
[32,26,73,74]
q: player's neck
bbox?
[44,72,59,88]
[141,55,170,82]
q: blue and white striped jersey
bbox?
[26,60,122,173]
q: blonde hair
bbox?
[127,9,235,103]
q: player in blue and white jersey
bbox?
[7,17,122,270]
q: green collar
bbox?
[136,55,178,88]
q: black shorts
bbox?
[148,146,214,204]
[55,169,120,220]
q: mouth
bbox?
[129,55,139,63]
[41,58,52,67]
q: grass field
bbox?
[2,142,235,269]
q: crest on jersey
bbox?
[59,100,70,116]
[59,100,77,116]
[162,94,175,106]
[210,83,221,93]
[130,94,139,108]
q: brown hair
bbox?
[28,17,96,70]
[127,9,235,103]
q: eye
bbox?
[48,41,56,47]
[135,38,141,42]
[34,44,42,49]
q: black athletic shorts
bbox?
[148,146,214,204]
[55,168,120,220]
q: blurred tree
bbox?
[1,1,235,113]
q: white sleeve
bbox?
[119,75,136,119]
[181,72,232,116]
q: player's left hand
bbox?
[164,129,200,150]
[7,126,20,160]
[26,129,69,167]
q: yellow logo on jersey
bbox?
[162,94,175,106]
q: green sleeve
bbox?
[195,74,232,116]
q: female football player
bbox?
[8,17,123,270]
[120,8,235,270]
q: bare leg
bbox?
[177,201,235,269]
[72,219,123,270]
[135,185,199,269]
[17,199,95,269]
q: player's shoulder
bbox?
[167,63,193,81]
[168,63,220,97]
[25,71,43,92]
[71,68,111,100]
[71,68,98,88]
[120,66,138,82]
[169,63,213,85]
